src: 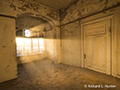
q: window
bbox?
[16,38,44,56]
[24,38,31,54]
[39,38,44,53]
[16,38,23,55]
[16,29,44,56]
[25,30,30,37]
[32,39,38,53]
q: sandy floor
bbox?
[0,58,120,90]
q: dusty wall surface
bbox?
[61,21,81,66]
[60,0,120,67]
[0,0,60,22]
[55,26,61,64]
[61,0,120,25]
[46,26,61,64]
[115,9,120,78]
[46,30,55,61]
[0,16,17,83]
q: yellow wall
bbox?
[0,16,17,83]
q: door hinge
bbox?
[84,54,86,59]
[109,27,111,33]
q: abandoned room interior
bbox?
[0,0,120,90]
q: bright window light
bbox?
[39,38,44,52]
[16,38,45,56]
[16,38,23,56]
[16,38,23,45]
[25,30,30,37]
[32,39,38,53]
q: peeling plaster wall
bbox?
[0,0,60,21]
[61,0,120,25]
[0,16,17,83]
[60,0,120,67]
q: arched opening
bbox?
[0,0,60,84]
[15,13,55,64]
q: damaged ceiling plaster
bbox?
[31,0,78,10]
[16,14,52,37]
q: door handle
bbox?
[84,54,86,59]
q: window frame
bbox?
[16,37,44,57]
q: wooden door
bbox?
[83,19,111,75]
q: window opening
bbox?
[25,30,30,37]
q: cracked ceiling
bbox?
[31,0,78,10]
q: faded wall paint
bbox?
[115,9,120,78]
[46,30,55,61]
[0,16,17,83]
[61,21,81,66]
[56,26,61,64]
[46,26,61,64]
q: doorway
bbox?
[81,16,114,75]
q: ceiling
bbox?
[33,0,78,10]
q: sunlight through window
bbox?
[25,30,30,37]
[16,38,23,56]
[39,38,44,53]
[16,38,44,56]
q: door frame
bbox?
[80,15,116,77]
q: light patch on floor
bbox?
[0,58,120,90]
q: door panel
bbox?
[85,23,106,35]
[83,19,111,74]
[86,36,106,72]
